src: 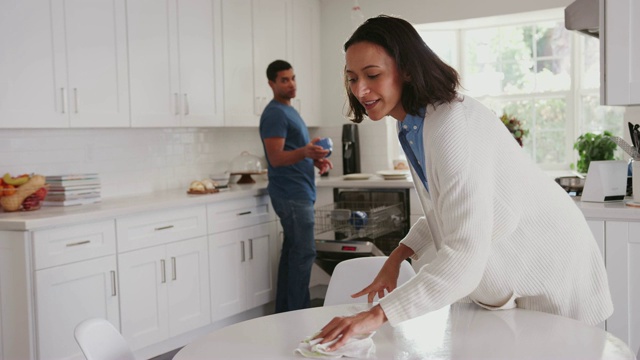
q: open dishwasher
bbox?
[314,188,410,274]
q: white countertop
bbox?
[0,182,269,231]
[3,178,639,232]
[316,175,415,189]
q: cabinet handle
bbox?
[183,94,189,115]
[110,270,117,296]
[241,241,246,262]
[154,225,174,231]
[171,256,177,280]
[174,93,180,115]
[61,88,67,114]
[73,88,78,113]
[249,238,253,260]
[238,211,252,216]
[160,259,166,283]
[66,240,90,247]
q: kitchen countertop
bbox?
[316,175,415,188]
[3,178,640,232]
[0,182,269,231]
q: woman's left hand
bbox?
[313,305,387,351]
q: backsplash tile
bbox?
[0,123,395,199]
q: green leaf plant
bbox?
[571,131,617,173]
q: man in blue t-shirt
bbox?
[259,60,332,312]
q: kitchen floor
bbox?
[149,298,324,359]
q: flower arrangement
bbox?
[500,113,529,147]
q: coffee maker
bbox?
[342,124,361,175]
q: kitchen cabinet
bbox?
[600,0,640,105]
[116,206,210,350]
[32,220,119,360]
[209,223,275,320]
[0,0,130,128]
[127,0,224,127]
[602,221,640,354]
[119,236,211,350]
[221,0,321,127]
[35,256,119,360]
[291,0,322,126]
[222,0,291,126]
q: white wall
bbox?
[319,0,574,173]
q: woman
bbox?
[315,15,613,351]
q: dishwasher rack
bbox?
[314,200,405,241]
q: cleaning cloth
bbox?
[294,331,375,358]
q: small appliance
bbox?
[581,160,627,202]
[342,124,361,175]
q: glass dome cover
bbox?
[229,151,266,184]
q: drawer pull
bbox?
[171,257,177,280]
[66,240,91,247]
[154,225,174,231]
[241,241,246,262]
[110,270,117,296]
[249,238,253,260]
[238,211,252,216]
[161,259,166,283]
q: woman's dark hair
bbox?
[266,60,292,82]
[344,15,460,123]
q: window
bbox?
[414,9,625,170]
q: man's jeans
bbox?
[270,197,316,313]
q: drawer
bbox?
[32,220,116,270]
[207,195,273,233]
[117,205,207,253]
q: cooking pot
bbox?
[555,176,586,194]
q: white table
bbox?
[174,303,635,359]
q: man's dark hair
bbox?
[266,60,292,82]
[344,15,461,123]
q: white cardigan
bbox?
[379,96,613,326]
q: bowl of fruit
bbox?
[0,173,48,212]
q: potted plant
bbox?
[500,113,529,147]
[572,131,617,173]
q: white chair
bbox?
[74,318,136,360]
[323,256,416,306]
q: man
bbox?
[259,60,332,312]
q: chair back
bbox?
[323,256,416,306]
[74,318,136,360]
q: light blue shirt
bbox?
[398,108,428,192]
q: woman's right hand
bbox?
[350,258,402,303]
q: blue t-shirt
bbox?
[259,100,315,201]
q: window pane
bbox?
[580,94,625,136]
[418,30,458,68]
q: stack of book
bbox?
[43,174,101,207]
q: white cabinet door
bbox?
[128,0,223,127]
[61,0,130,127]
[605,221,640,353]
[222,0,291,126]
[0,0,68,128]
[600,0,640,105]
[0,0,129,128]
[245,223,275,308]
[291,0,321,126]
[166,237,211,336]
[209,228,247,320]
[119,236,211,350]
[35,256,119,360]
[119,246,169,350]
[209,223,275,320]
